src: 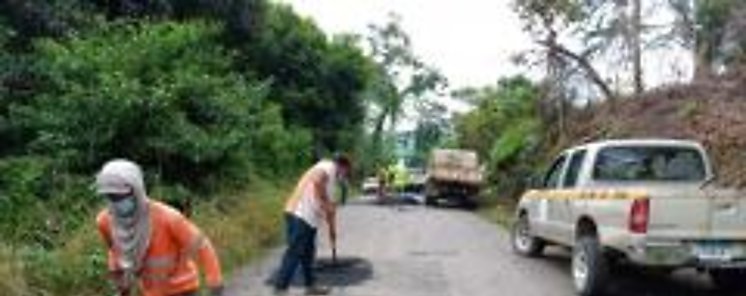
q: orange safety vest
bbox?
[97,200,222,296]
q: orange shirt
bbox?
[97,200,222,296]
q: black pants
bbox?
[275,214,318,290]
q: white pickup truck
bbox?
[512,139,746,296]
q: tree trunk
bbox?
[371,108,389,164]
[543,22,566,139]
[632,0,644,95]
[693,41,713,81]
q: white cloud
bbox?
[275,0,535,130]
[276,0,534,90]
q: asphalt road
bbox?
[225,198,731,296]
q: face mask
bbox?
[112,197,137,217]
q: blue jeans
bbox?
[275,213,317,290]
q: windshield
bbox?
[593,146,706,181]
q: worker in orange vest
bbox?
[94,159,224,296]
[273,154,352,295]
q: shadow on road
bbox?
[264,256,374,289]
[314,257,374,287]
[353,194,477,212]
[352,195,421,207]
[534,247,746,296]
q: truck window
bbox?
[544,155,567,188]
[593,146,706,181]
[563,150,586,188]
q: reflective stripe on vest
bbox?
[142,268,198,284]
[141,236,204,282]
[144,255,177,269]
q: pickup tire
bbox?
[572,236,609,296]
[511,213,545,257]
[711,269,746,291]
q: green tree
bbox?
[237,4,373,155]
[364,13,446,168]
[514,0,613,101]
[19,21,306,187]
[411,101,449,168]
[454,76,542,198]
[579,0,645,94]
[695,0,746,76]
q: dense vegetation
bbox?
[455,0,746,205]
[0,1,380,294]
[453,76,543,201]
[2,0,744,294]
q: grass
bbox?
[477,195,517,229]
[0,245,28,295]
[196,178,289,273]
[0,177,294,296]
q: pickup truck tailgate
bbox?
[707,188,746,238]
[648,186,746,239]
[647,185,711,239]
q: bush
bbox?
[454,76,544,201]
[20,225,110,296]
[0,6,370,294]
[13,21,303,190]
[0,21,312,295]
[0,157,96,247]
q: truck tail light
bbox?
[629,198,650,234]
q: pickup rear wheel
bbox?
[572,236,609,296]
[511,213,545,257]
[711,269,746,292]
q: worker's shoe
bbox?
[305,285,331,295]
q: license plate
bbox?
[693,242,739,261]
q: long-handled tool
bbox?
[332,245,337,264]
[331,235,338,265]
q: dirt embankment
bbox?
[563,69,746,187]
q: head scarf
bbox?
[95,159,152,287]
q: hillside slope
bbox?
[565,69,746,187]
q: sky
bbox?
[276,0,533,87]
[275,0,693,127]
[275,0,535,117]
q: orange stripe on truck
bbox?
[521,189,648,200]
